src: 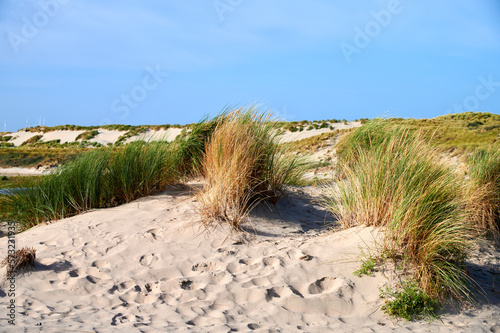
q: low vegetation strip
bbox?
[385,112,499,152]
[0,141,178,230]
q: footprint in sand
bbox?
[108,280,137,294]
[308,277,354,297]
[191,261,221,272]
[262,256,284,268]
[217,247,238,256]
[91,259,109,269]
[208,271,232,285]
[68,268,85,278]
[146,228,165,241]
[264,285,304,302]
[111,313,135,326]
[180,279,194,290]
[241,276,271,288]
[139,253,158,267]
[119,288,158,304]
[104,235,126,255]
[39,240,57,247]
[265,287,281,301]
[60,249,81,258]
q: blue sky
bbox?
[1,0,499,132]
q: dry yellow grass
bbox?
[466,148,500,241]
[2,247,36,278]
[197,116,262,228]
[196,107,307,229]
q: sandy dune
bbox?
[279,122,361,143]
[88,130,123,146]
[0,167,55,177]
[1,186,498,332]
[125,128,185,144]
[9,132,43,147]
[4,122,361,148]
[40,130,87,144]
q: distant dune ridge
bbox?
[4,127,188,148]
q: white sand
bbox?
[8,132,43,147]
[125,128,184,144]
[279,122,361,143]
[41,130,87,144]
[89,130,124,146]
[1,186,498,332]
[0,167,54,177]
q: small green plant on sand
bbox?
[353,255,377,277]
[380,281,440,321]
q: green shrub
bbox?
[76,130,99,141]
[353,256,377,277]
[381,281,440,320]
[115,127,148,145]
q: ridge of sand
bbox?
[0,186,498,332]
[4,122,362,148]
[9,132,43,147]
[278,122,361,143]
[39,130,87,144]
[125,128,185,144]
[89,130,124,146]
[0,167,55,177]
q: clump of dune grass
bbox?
[466,148,500,241]
[172,115,220,178]
[0,141,177,230]
[1,148,113,228]
[2,247,36,278]
[107,141,174,204]
[335,119,396,169]
[323,120,473,303]
[197,107,308,229]
[56,148,111,213]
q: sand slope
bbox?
[0,186,499,332]
[4,122,362,147]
